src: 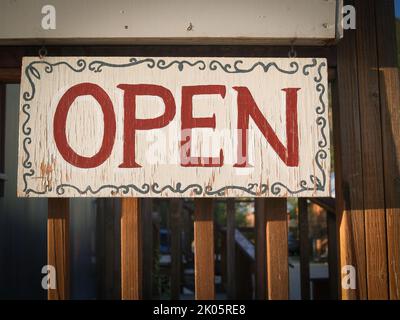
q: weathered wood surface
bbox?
[335,0,400,300]
[194,199,215,299]
[17,56,330,198]
[0,0,339,46]
[120,198,142,299]
[47,198,70,300]
[375,0,400,300]
[265,198,288,299]
[355,0,388,299]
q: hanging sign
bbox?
[17,57,330,197]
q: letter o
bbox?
[53,83,116,168]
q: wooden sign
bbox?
[17,57,330,197]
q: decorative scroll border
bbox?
[21,57,328,197]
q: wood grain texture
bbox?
[265,198,288,300]
[355,0,388,299]
[47,198,70,300]
[17,56,330,198]
[375,0,400,300]
[120,198,142,300]
[194,199,215,300]
[298,199,310,300]
[335,0,367,299]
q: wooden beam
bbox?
[375,0,400,300]
[0,68,20,83]
[170,199,182,300]
[327,211,339,299]
[355,0,388,299]
[255,198,266,299]
[265,199,288,300]
[335,0,367,299]
[226,199,236,299]
[141,198,153,299]
[121,198,142,300]
[298,199,310,300]
[308,197,335,213]
[0,45,337,69]
[194,199,215,300]
[48,198,70,300]
[0,84,5,196]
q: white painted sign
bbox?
[17,57,330,197]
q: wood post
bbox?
[335,0,367,300]
[170,199,182,299]
[355,0,388,299]
[121,198,142,300]
[255,198,266,299]
[48,198,70,300]
[226,199,236,299]
[265,199,288,300]
[194,199,215,300]
[141,199,153,299]
[96,199,121,299]
[335,0,400,300]
[298,199,310,300]
[375,0,400,301]
[327,210,338,299]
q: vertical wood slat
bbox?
[335,0,367,299]
[170,199,182,299]
[298,199,310,300]
[355,0,388,299]
[255,198,266,299]
[0,84,5,196]
[194,199,215,300]
[327,210,339,299]
[375,0,400,301]
[265,198,288,300]
[226,199,236,299]
[48,198,70,300]
[96,199,120,299]
[141,199,153,299]
[121,198,142,300]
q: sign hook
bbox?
[288,41,297,58]
[38,46,48,59]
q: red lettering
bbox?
[181,85,226,167]
[233,87,300,167]
[53,83,116,168]
[117,84,176,168]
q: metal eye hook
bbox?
[38,46,48,59]
[288,44,297,59]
